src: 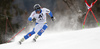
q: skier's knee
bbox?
[43,24,48,30]
[31,28,35,34]
[37,29,44,36]
[37,25,48,36]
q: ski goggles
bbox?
[35,9,41,12]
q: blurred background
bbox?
[0,0,100,44]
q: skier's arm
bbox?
[28,12,35,21]
[28,17,32,21]
[45,8,55,21]
[49,11,55,21]
[48,11,53,18]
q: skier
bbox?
[19,4,55,44]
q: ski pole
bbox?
[90,10,100,26]
[7,21,33,43]
[82,9,90,28]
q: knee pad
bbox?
[38,24,48,36]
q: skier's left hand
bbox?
[51,17,55,21]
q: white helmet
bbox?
[33,4,41,10]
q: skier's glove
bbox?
[51,17,55,21]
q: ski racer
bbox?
[19,4,55,44]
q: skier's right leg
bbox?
[19,28,35,44]
[33,24,48,42]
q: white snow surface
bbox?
[0,27,100,49]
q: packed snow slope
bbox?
[0,27,100,49]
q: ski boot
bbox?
[33,34,39,42]
[19,37,25,45]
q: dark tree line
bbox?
[0,0,24,44]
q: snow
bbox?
[0,27,100,49]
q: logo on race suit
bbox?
[38,13,43,20]
[46,10,50,13]
[28,34,31,36]
[40,29,44,33]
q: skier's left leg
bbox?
[33,24,48,42]
[19,28,35,44]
